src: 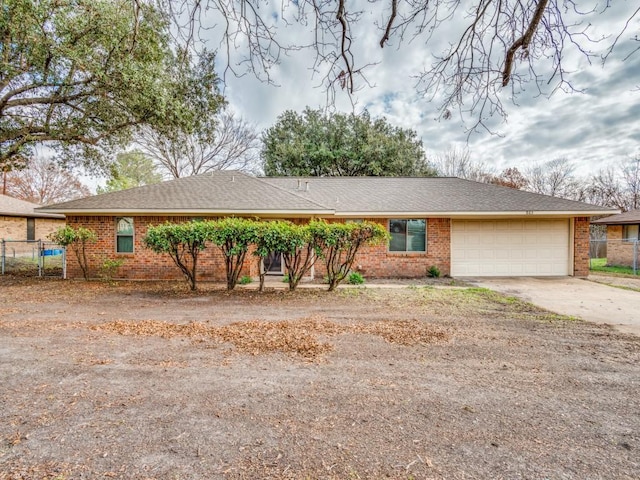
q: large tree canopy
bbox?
[0,0,224,172]
[157,1,639,132]
[262,108,435,176]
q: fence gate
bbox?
[1,240,66,278]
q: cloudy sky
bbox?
[193,0,639,178]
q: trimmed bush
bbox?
[348,272,365,285]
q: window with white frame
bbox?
[389,219,426,252]
[622,224,640,243]
[116,217,134,253]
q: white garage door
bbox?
[451,219,570,277]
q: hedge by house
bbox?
[143,218,388,291]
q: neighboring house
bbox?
[592,210,640,268]
[37,171,614,280]
[1,194,65,244]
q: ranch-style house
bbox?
[38,171,615,281]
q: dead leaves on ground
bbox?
[92,316,449,360]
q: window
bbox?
[27,218,35,241]
[116,217,134,253]
[389,219,426,252]
[622,224,640,243]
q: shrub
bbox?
[427,265,441,278]
[49,226,97,280]
[100,258,124,281]
[310,220,389,291]
[277,223,318,291]
[205,218,258,291]
[252,220,291,292]
[347,271,365,285]
[143,221,209,291]
[239,275,252,285]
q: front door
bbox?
[264,251,283,274]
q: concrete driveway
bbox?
[467,276,640,336]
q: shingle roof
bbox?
[262,176,613,214]
[37,171,331,215]
[591,210,640,224]
[0,194,64,219]
[37,171,615,216]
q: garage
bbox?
[451,219,571,277]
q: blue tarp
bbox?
[41,249,64,256]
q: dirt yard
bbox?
[1,278,638,479]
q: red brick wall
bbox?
[316,218,450,278]
[65,216,452,280]
[66,215,594,280]
[65,216,259,281]
[573,217,590,277]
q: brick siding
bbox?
[36,218,66,241]
[64,215,588,280]
[573,217,590,277]
[314,218,450,278]
[606,225,639,267]
[65,216,259,281]
[1,216,65,242]
[65,216,451,281]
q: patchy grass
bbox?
[590,258,638,276]
[337,285,578,323]
[403,286,577,322]
[589,280,640,293]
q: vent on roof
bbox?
[305,181,309,192]
[297,179,301,190]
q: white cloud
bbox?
[203,2,639,178]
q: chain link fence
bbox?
[1,239,66,278]
[589,239,638,275]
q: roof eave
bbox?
[592,219,640,225]
[38,208,615,218]
[1,211,65,219]
[331,210,617,217]
[38,208,336,217]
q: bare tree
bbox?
[526,157,581,200]
[4,156,91,205]
[622,155,640,211]
[583,167,628,211]
[155,1,639,131]
[433,147,493,182]
[136,111,261,178]
[586,155,640,211]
